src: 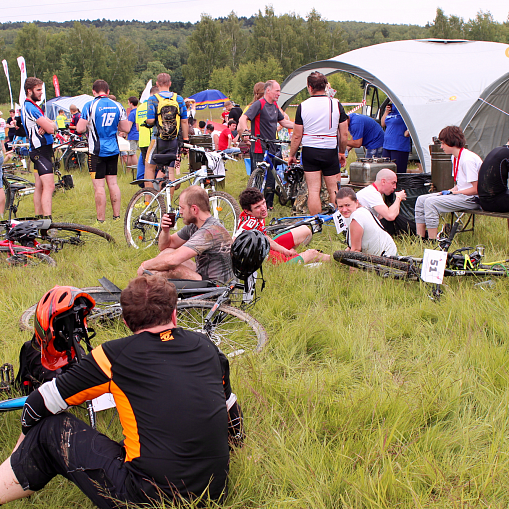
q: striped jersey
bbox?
[81,96,127,157]
[21,100,53,150]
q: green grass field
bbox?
[1,156,509,509]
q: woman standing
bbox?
[381,103,410,173]
[288,72,348,215]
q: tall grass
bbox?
[1,158,509,508]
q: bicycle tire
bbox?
[176,300,267,358]
[125,189,166,249]
[277,183,289,206]
[247,168,265,192]
[209,191,241,238]
[265,218,307,235]
[44,223,115,247]
[345,259,415,279]
[333,250,415,273]
[0,246,57,267]
[64,151,87,172]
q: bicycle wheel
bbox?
[0,246,57,267]
[333,250,416,279]
[247,168,265,192]
[20,286,123,333]
[44,223,115,248]
[209,191,241,238]
[125,189,166,249]
[64,151,87,172]
[176,300,268,358]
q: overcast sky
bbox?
[0,0,507,26]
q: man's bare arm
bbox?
[237,114,249,134]
[373,191,406,221]
[76,118,88,134]
[347,137,363,149]
[36,116,56,134]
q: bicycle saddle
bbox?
[152,154,177,165]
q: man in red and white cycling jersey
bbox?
[236,187,329,264]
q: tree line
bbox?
[0,7,507,107]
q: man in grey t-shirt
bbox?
[137,186,233,283]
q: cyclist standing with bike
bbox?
[0,275,243,507]
[144,73,188,197]
[238,80,294,210]
[288,72,348,215]
[77,80,130,224]
[21,77,56,219]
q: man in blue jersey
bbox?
[77,80,130,223]
[144,73,188,198]
[21,77,57,218]
[346,113,385,159]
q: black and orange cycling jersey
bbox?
[21,327,237,500]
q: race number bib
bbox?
[421,249,447,284]
[332,210,348,234]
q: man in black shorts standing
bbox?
[238,80,294,209]
[288,72,348,215]
[138,186,233,283]
[77,80,130,223]
[21,77,57,218]
[0,274,243,507]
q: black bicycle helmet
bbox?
[231,229,270,280]
[34,286,95,370]
[6,222,38,246]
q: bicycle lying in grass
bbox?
[124,144,241,249]
[247,136,304,207]
[20,275,268,358]
[333,219,509,295]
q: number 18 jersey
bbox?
[81,96,127,157]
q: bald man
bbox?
[356,168,416,236]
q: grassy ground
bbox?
[1,157,509,508]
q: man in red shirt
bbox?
[236,187,329,265]
[217,120,240,154]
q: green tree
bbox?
[183,15,227,94]
[107,36,137,95]
[429,8,464,39]
[464,11,499,41]
[209,66,235,100]
[14,23,47,78]
[219,12,247,70]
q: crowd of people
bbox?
[1,69,509,509]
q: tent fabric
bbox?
[188,89,228,110]
[45,94,94,120]
[280,40,509,172]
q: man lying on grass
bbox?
[236,187,330,264]
[0,275,243,508]
[137,185,233,283]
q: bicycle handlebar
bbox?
[181,143,236,161]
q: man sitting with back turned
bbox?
[356,168,414,236]
[0,274,243,507]
[138,186,233,282]
[236,187,330,264]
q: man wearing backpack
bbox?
[237,80,294,209]
[144,73,188,199]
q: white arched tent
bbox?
[280,39,509,172]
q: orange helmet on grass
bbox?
[34,286,95,370]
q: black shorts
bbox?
[88,154,119,179]
[30,145,54,177]
[147,138,178,167]
[11,413,130,509]
[301,146,341,177]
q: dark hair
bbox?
[9,109,15,113]
[228,119,237,126]
[438,125,465,148]
[335,187,357,202]
[24,77,43,93]
[206,123,214,132]
[180,185,210,213]
[307,72,328,93]
[128,96,139,106]
[199,120,206,128]
[239,187,264,211]
[121,275,177,332]
[58,109,64,114]
[150,86,159,95]
[92,79,109,94]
